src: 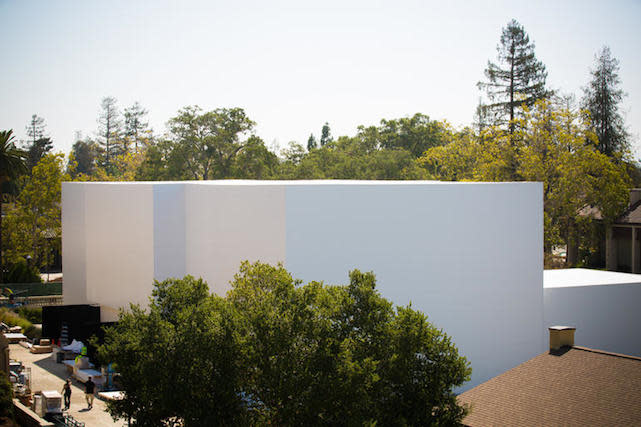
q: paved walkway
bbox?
[9,343,124,426]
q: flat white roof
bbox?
[544,268,641,288]
[62,180,540,186]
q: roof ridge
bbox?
[572,345,641,362]
[616,198,641,222]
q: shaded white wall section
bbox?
[285,183,544,389]
[62,180,543,389]
[544,269,641,357]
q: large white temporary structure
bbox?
[62,180,543,389]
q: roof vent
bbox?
[549,326,575,353]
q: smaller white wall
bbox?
[83,184,155,321]
[544,269,641,357]
[61,184,86,305]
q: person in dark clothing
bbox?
[61,379,72,410]
[84,376,95,409]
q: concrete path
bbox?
[10,343,124,426]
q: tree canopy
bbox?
[97,262,471,426]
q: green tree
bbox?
[229,262,470,425]
[231,136,279,179]
[67,138,99,179]
[320,122,332,147]
[96,275,247,426]
[307,133,317,151]
[98,263,471,425]
[3,153,68,272]
[25,137,54,173]
[97,96,123,170]
[582,46,628,156]
[478,19,551,134]
[124,102,151,153]
[167,106,255,179]
[358,113,451,157]
[24,114,53,173]
[0,130,27,282]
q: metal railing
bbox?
[1,295,64,307]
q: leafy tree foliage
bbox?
[478,19,551,133]
[3,153,68,272]
[357,113,451,157]
[165,106,257,179]
[68,138,99,179]
[582,46,628,156]
[320,122,332,147]
[96,276,247,426]
[24,137,54,173]
[0,130,27,282]
[97,262,471,426]
[307,133,317,151]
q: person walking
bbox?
[61,379,72,410]
[84,376,95,409]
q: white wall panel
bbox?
[83,184,154,321]
[184,184,286,295]
[61,184,86,305]
[544,283,641,357]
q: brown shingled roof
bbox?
[458,347,641,426]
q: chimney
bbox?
[549,326,575,353]
[630,189,641,206]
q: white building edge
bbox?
[544,268,641,357]
[62,180,544,390]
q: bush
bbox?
[15,307,41,324]
[0,373,13,420]
[0,308,40,339]
[4,260,41,284]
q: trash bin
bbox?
[56,351,64,363]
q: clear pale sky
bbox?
[1,0,640,156]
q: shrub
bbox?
[4,260,41,284]
[0,309,39,339]
[0,373,13,420]
[15,307,41,324]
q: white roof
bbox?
[544,268,641,288]
[63,179,539,186]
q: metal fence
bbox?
[3,282,62,297]
[0,295,64,307]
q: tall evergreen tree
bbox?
[320,122,332,146]
[582,46,628,156]
[24,115,53,172]
[97,96,122,169]
[25,114,45,143]
[307,133,317,151]
[123,102,150,153]
[478,19,551,134]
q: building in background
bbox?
[544,268,641,357]
[62,180,543,390]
